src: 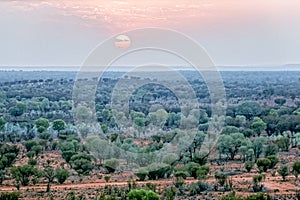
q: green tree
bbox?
[11,165,38,186]
[9,103,26,117]
[55,169,69,184]
[250,117,266,136]
[252,174,265,192]
[0,192,20,200]
[252,137,266,160]
[24,140,38,152]
[236,102,262,120]
[256,158,271,173]
[215,172,227,187]
[135,168,148,181]
[35,118,50,134]
[196,165,210,180]
[70,153,93,175]
[276,137,290,151]
[52,119,66,136]
[148,108,168,128]
[264,144,278,157]
[217,133,248,160]
[278,165,289,181]
[104,159,120,173]
[274,98,286,106]
[245,161,254,173]
[147,163,172,180]
[266,155,278,169]
[0,117,6,131]
[292,161,300,179]
[42,166,56,192]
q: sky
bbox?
[0,0,300,69]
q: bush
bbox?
[11,165,38,186]
[266,155,278,169]
[192,152,208,165]
[245,161,254,172]
[256,158,271,173]
[278,165,289,181]
[189,181,209,195]
[70,153,94,175]
[0,192,20,200]
[174,171,189,180]
[56,169,69,184]
[196,165,210,180]
[221,192,243,200]
[104,176,111,183]
[147,163,172,180]
[28,158,37,166]
[104,159,120,174]
[127,189,159,200]
[253,174,265,192]
[246,193,272,200]
[161,187,176,200]
[221,192,272,200]
[264,144,278,157]
[183,162,201,179]
[135,168,148,181]
[276,137,290,151]
[292,161,300,179]
[215,172,227,186]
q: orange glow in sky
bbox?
[2,0,300,66]
[12,0,299,33]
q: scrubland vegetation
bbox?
[0,70,299,199]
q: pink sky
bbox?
[1,0,300,67]
[9,0,299,33]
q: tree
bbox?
[135,168,148,181]
[0,170,6,185]
[278,165,289,181]
[104,159,120,173]
[52,119,66,136]
[215,172,227,187]
[11,165,38,186]
[9,103,26,117]
[147,108,168,128]
[86,137,110,164]
[42,166,56,192]
[221,126,240,135]
[183,162,201,179]
[0,143,19,170]
[35,118,50,134]
[252,174,265,192]
[24,140,38,152]
[264,144,278,157]
[245,161,254,173]
[252,137,266,160]
[70,153,93,175]
[250,117,266,136]
[236,102,262,120]
[276,137,290,152]
[0,192,20,200]
[73,105,93,123]
[196,165,210,180]
[0,117,6,131]
[147,163,172,180]
[217,133,248,160]
[256,158,271,173]
[292,161,300,180]
[266,155,278,169]
[55,169,69,184]
[274,98,286,106]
